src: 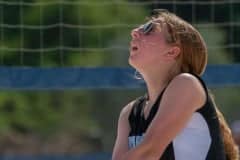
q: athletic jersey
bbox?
[128,73,226,160]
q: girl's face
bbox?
[129,19,174,71]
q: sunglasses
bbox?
[140,21,154,35]
[140,21,164,35]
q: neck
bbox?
[142,67,180,104]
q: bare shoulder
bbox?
[164,73,206,110]
[172,73,201,83]
[169,73,205,89]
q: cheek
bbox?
[143,42,164,57]
[143,36,165,50]
[142,45,167,64]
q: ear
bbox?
[166,46,181,59]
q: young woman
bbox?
[112,9,239,160]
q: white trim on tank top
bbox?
[173,112,211,160]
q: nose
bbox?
[131,28,141,39]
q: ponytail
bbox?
[209,93,239,160]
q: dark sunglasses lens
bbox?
[143,22,153,34]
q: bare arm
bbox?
[120,73,206,160]
[112,101,135,160]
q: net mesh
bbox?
[0,0,239,66]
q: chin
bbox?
[128,56,135,67]
[128,50,150,70]
[128,56,143,71]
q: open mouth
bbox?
[132,46,138,51]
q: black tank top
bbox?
[128,73,226,160]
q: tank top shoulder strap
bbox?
[189,72,209,94]
[188,72,211,112]
[128,95,147,135]
[128,95,146,124]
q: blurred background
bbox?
[0,0,239,159]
